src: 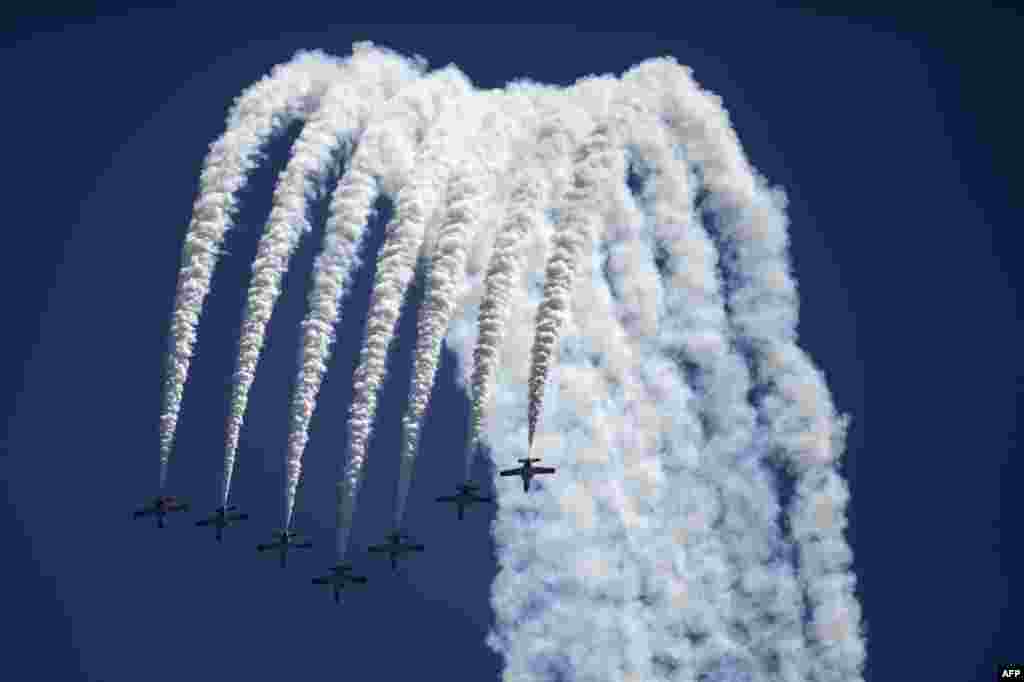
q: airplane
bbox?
[499,457,556,492]
[367,530,425,571]
[256,529,312,568]
[436,482,494,520]
[195,505,249,542]
[312,562,369,604]
[133,495,189,528]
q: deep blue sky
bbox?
[2,9,1018,682]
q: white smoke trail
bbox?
[158,49,348,489]
[393,93,519,525]
[465,172,545,475]
[464,93,586,481]
[284,69,464,535]
[489,84,736,681]
[278,140,381,531]
[335,68,471,555]
[630,59,864,680]
[222,46,422,510]
[394,160,486,527]
[599,73,815,681]
[526,119,621,449]
[448,68,865,680]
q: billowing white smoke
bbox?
[464,92,586,481]
[627,59,863,679]
[393,160,486,526]
[158,49,348,489]
[222,46,423,510]
[163,45,865,682]
[606,75,816,680]
[459,66,863,680]
[281,68,459,533]
[526,121,620,449]
[335,68,472,555]
[466,172,546,473]
[393,97,517,527]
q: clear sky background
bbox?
[1,7,1018,681]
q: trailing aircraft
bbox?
[367,530,425,571]
[312,563,369,604]
[195,505,249,542]
[133,495,189,528]
[436,482,494,520]
[256,529,312,568]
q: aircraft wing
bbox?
[350,576,368,584]
[436,496,457,502]
[534,467,556,474]
[312,577,329,585]
[366,545,387,553]
[499,468,522,476]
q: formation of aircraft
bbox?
[257,529,313,568]
[133,495,190,528]
[195,505,249,542]
[312,562,369,604]
[436,482,494,520]
[499,457,556,493]
[367,530,426,571]
[138,438,556,602]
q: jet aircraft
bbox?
[436,482,494,520]
[312,563,369,604]
[499,457,556,492]
[367,530,425,571]
[195,505,249,542]
[133,495,189,528]
[256,529,312,568]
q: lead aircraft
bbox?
[499,457,556,492]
